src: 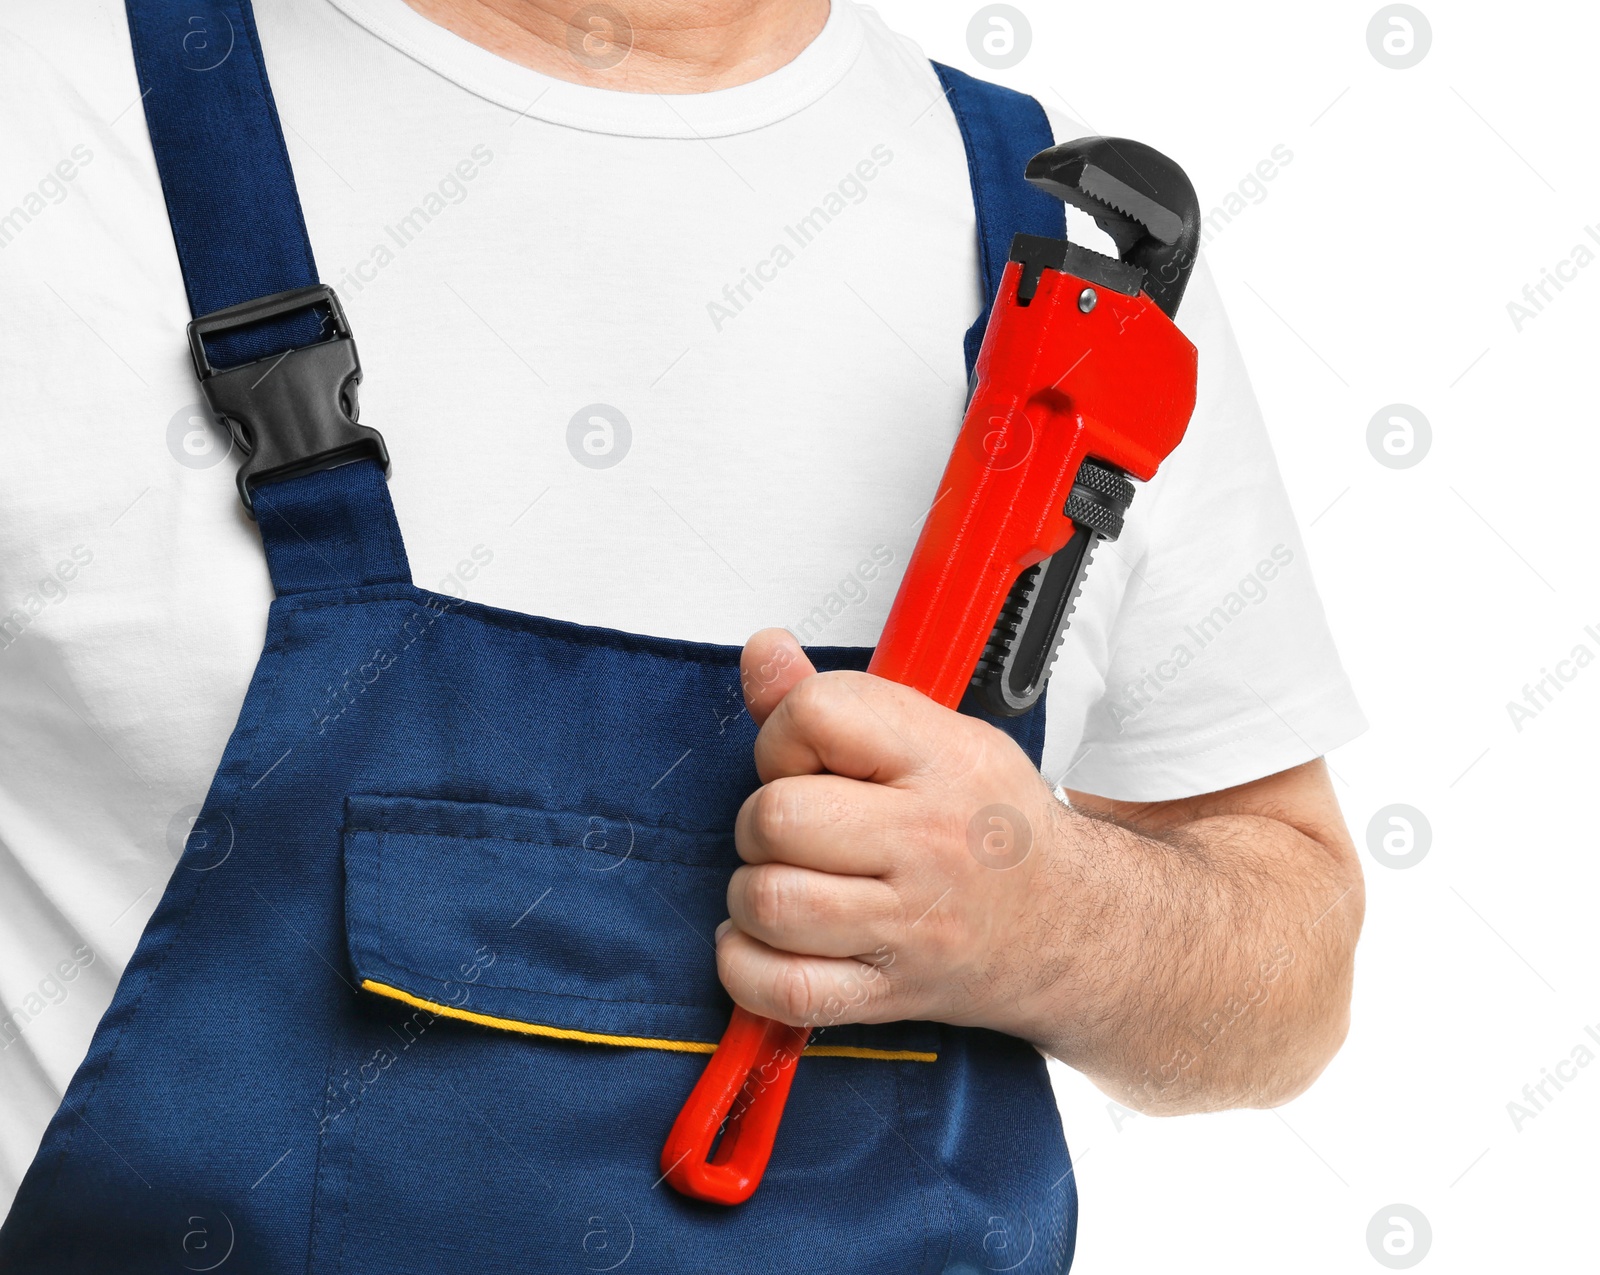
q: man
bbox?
[0,0,1365,1266]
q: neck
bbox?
[401,0,832,92]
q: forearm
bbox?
[1008,792,1363,1114]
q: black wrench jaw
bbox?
[1024,137,1202,319]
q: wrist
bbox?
[1002,802,1197,1069]
[983,796,1121,1052]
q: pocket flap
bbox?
[342,794,937,1060]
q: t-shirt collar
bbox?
[323,0,864,138]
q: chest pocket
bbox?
[342,793,938,1061]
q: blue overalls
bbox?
[1,4,1077,1271]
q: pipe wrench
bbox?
[664,137,1203,1204]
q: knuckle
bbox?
[746,865,804,932]
[937,719,992,781]
[784,672,846,731]
[775,961,818,1024]
[749,780,801,847]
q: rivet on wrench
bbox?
[1078,288,1097,313]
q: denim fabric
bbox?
[254,463,411,593]
[0,6,1078,1271]
[2,574,1071,1273]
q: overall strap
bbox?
[127,0,409,595]
[930,63,1064,378]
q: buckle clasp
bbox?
[187,285,389,515]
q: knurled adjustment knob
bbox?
[1064,458,1135,541]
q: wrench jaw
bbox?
[1023,137,1202,319]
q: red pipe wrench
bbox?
[664,138,1203,1204]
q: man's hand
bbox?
[720,628,1071,1037]
[718,628,1364,1115]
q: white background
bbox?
[874,0,1600,1270]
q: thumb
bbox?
[740,628,816,727]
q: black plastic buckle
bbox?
[187,285,389,516]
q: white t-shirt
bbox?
[0,0,1364,1210]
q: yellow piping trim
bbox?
[359,979,936,1063]
[804,1045,938,1062]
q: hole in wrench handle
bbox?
[660,1006,811,1204]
